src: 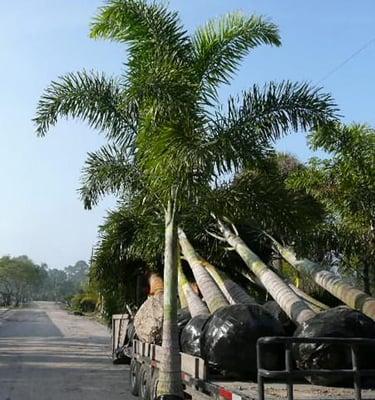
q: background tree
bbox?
[0,256,43,306]
[0,256,90,306]
[288,123,375,294]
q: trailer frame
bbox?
[111,314,375,400]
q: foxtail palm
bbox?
[267,234,375,320]
[287,282,329,312]
[178,261,209,317]
[202,259,255,305]
[34,1,338,397]
[216,220,316,324]
[178,228,229,312]
[238,261,329,311]
[177,257,188,309]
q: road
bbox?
[0,302,133,400]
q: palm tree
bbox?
[267,234,375,320]
[216,219,316,324]
[178,228,229,312]
[34,1,338,397]
[201,259,255,305]
[177,257,188,309]
[178,260,209,317]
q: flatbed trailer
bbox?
[112,315,375,400]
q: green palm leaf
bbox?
[210,81,338,174]
[34,70,137,145]
[79,144,142,209]
[90,0,191,61]
[192,13,280,99]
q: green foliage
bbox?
[0,256,43,306]
[192,13,280,100]
[34,0,338,207]
[80,144,143,209]
[34,0,339,312]
[34,71,137,144]
[90,153,328,306]
[71,290,98,313]
[0,257,90,306]
[287,123,375,293]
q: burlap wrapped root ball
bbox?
[134,292,164,344]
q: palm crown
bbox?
[34,0,338,211]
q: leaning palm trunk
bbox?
[178,261,210,317]
[239,267,328,312]
[157,200,183,398]
[177,257,188,309]
[218,220,315,325]
[268,235,375,320]
[201,259,255,305]
[178,228,229,313]
[289,283,329,312]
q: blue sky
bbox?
[0,1,374,268]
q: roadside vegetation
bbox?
[0,257,89,308]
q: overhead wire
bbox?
[317,37,375,83]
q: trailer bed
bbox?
[203,380,375,400]
[112,315,375,400]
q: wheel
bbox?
[130,358,140,396]
[138,363,151,400]
[150,369,159,400]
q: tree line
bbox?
[0,256,89,307]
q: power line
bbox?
[318,37,375,84]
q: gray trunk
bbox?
[203,260,255,305]
[270,236,375,321]
[157,199,183,397]
[178,228,229,313]
[178,262,209,317]
[218,221,315,325]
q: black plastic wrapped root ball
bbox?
[201,304,285,379]
[177,308,191,335]
[293,306,375,387]
[181,314,210,357]
[263,300,296,336]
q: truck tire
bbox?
[150,369,159,400]
[138,363,151,400]
[130,359,140,396]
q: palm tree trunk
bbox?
[239,261,328,312]
[201,259,255,305]
[177,257,188,309]
[178,262,209,317]
[157,200,183,398]
[288,283,329,312]
[178,228,229,313]
[270,236,375,320]
[218,220,315,325]
[233,245,327,312]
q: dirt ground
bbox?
[0,301,136,400]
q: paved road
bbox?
[0,302,133,400]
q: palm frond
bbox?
[90,0,191,61]
[34,70,137,145]
[192,13,280,98]
[79,144,142,209]
[210,81,339,174]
